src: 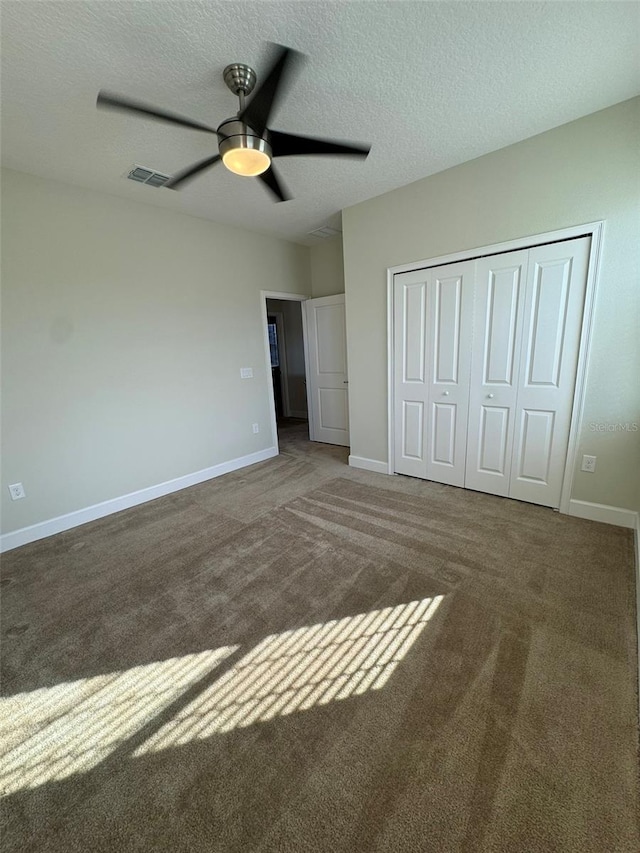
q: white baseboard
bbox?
[567,499,639,529]
[348,455,389,475]
[0,446,279,553]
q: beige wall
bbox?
[310,235,345,297]
[1,169,311,534]
[343,97,640,513]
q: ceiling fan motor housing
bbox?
[217,118,272,161]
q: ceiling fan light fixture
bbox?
[218,122,272,176]
[222,145,271,177]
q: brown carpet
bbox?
[1,421,638,852]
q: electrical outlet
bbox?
[240,367,253,379]
[8,482,26,500]
[581,455,597,473]
[252,423,259,434]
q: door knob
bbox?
[442,391,449,396]
[487,393,494,399]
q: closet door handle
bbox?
[487,393,494,399]
[442,391,449,396]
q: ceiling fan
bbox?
[97,43,371,202]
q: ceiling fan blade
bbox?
[270,130,371,159]
[257,165,291,203]
[165,155,221,189]
[239,44,301,135]
[97,90,219,135]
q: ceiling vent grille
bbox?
[308,226,341,240]
[126,165,171,188]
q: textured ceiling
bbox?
[2,1,639,245]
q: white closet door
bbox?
[393,237,589,507]
[425,262,474,486]
[509,237,590,507]
[393,269,429,477]
[465,251,529,496]
[394,262,473,484]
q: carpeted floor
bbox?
[1,421,638,852]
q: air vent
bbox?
[126,165,171,188]
[308,226,342,240]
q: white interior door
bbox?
[465,250,529,496]
[394,261,473,485]
[305,294,350,446]
[508,237,590,506]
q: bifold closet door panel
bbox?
[465,250,529,496]
[393,269,429,478]
[393,262,473,484]
[425,261,474,487]
[509,237,590,507]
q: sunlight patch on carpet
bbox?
[0,646,238,797]
[1,596,443,796]
[135,596,443,754]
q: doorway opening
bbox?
[261,290,350,456]
[262,293,310,452]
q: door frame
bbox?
[260,291,310,454]
[386,221,605,515]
